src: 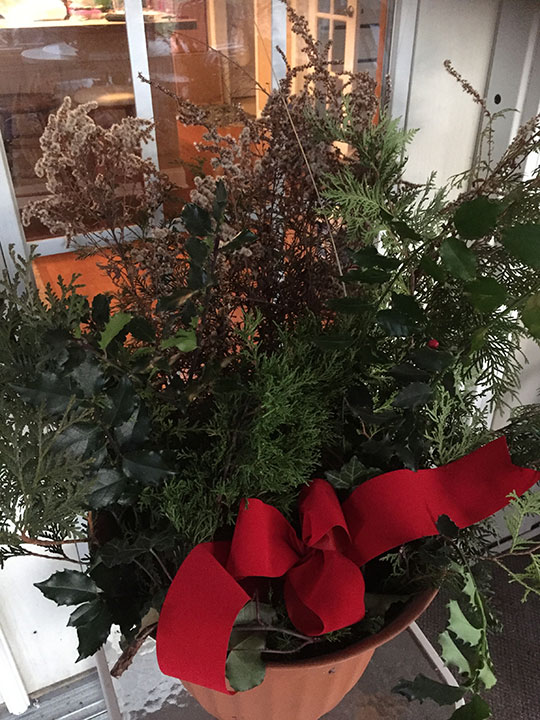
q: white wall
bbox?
[396,0,500,186]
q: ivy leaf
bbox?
[447,600,482,645]
[102,377,137,427]
[181,203,212,236]
[160,328,197,352]
[521,292,540,339]
[225,634,266,692]
[212,179,228,220]
[453,197,502,239]
[122,450,174,486]
[392,382,432,409]
[440,238,477,281]
[326,298,371,314]
[439,630,472,676]
[465,278,507,314]
[501,224,540,269]
[449,695,491,720]
[98,313,133,350]
[325,456,377,490]
[35,570,98,606]
[87,468,128,509]
[68,598,113,660]
[91,294,110,325]
[393,674,467,705]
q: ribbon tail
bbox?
[156,542,250,694]
[284,550,366,636]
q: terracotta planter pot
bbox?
[183,589,437,720]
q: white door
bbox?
[309,0,358,74]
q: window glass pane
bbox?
[334,0,348,15]
[356,0,383,77]
[318,0,331,12]
[0,0,137,242]
[317,17,330,48]
[331,19,346,71]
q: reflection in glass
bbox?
[317,0,331,13]
[317,17,330,51]
[331,19,346,69]
[334,0,348,16]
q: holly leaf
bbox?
[326,298,372,314]
[160,329,197,352]
[127,316,156,343]
[181,203,212,236]
[449,695,491,719]
[68,598,113,660]
[13,372,77,415]
[313,335,354,350]
[234,600,277,627]
[521,292,540,339]
[436,514,460,539]
[99,538,151,567]
[325,456,377,489]
[393,674,467,705]
[223,229,257,253]
[453,197,502,239]
[440,238,477,281]
[102,377,137,427]
[186,236,209,266]
[114,402,150,449]
[213,179,228,220]
[465,278,507,314]
[35,570,98,606]
[350,246,400,270]
[87,468,128,509]
[122,450,174,486]
[501,224,540,269]
[377,294,423,336]
[389,363,430,382]
[342,268,390,284]
[156,287,199,312]
[225,634,266,692]
[447,600,482,645]
[392,382,432,409]
[409,347,455,373]
[439,630,472,676]
[98,313,133,350]
[92,294,111,325]
[53,423,104,461]
[420,255,446,282]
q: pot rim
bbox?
[265,587,438,670]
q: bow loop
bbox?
[299,478,351,551]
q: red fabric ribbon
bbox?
[156,437,539,693]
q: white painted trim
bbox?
[388,0,419,127]
[408,621,465,709]
[28,226,141,258]
[95,649,122,720]
[124,0,160,167]
[0,623,30,715]
[0,128,29,279]
[508,7,540,144]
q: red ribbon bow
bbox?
[156,438,539,693]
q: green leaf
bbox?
[390,220,423,242]
[91,294,110,325]
[122,450,174,486]
[389,363,430,382]
[449,695,491,720]
[114,402,150,449]
[521,292,540,339]
[53,423,104,461]
[102,377,137,427]
[326,298,371,314]
[225,634,266,692]
[393,674,467,705]
[476,661,497,690]
[313,335,354,351]
[351,246,400,270]
[98,313,133,350]
[501,224,540,269]
[127,316,156,343]
[440,238,477,281]
[35,570,98,606]
[181,203,212,236]
[160,328,197,352]
[223,229,257,253]
[68,598,113,661]
[447,600,482,645]
[465,278,507,314]
[87,468,128,509]
[376,308,416,337]
[409,347,455,372]
[99,538,150,567]
[156,287,198,312]
[436,514,460,539]
[70,356,106,397]
[453,197,502,239]
[439,630,472,676]
[325,456,377,490]
[213,179,228,220]
[234,600,277,627]
[392,382,432,409]
[420,255,446,282]
[342,268,390,284]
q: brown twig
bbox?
[110,623,158,678]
